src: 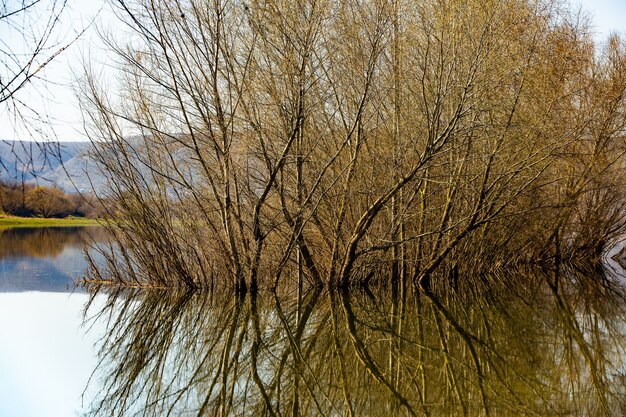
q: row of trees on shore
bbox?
[83,0,626,291]
[0,180,101,218]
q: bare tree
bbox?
[81,0,626,291]
[0,0,72,119]
[0,0,95,203]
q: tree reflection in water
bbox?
[82,269,626,416]
[0,227,108,259]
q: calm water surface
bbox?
[0,227,107,417]
[2,227,626,416]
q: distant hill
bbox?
[0,140,106,193]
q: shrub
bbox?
[25,186,72,217]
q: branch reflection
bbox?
[83,270,626,416]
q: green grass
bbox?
[0,215,101,229]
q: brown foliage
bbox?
[0,179,103,218]
[25,186,71,217]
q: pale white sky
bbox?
[0,0,625,142]
[0,0,109,142]
[580,0,626,39]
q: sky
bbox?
[0,0,109,142]
[580,0,626,39]
[0,0,625,142]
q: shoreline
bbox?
[0,215,101,229]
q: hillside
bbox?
[0,141,105,193]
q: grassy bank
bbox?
[0,215,101,229]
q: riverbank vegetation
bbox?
[82,0,626,291]
[0,179,102,219]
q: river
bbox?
[2,227,626,416]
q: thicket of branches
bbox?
[82,0,626,290]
